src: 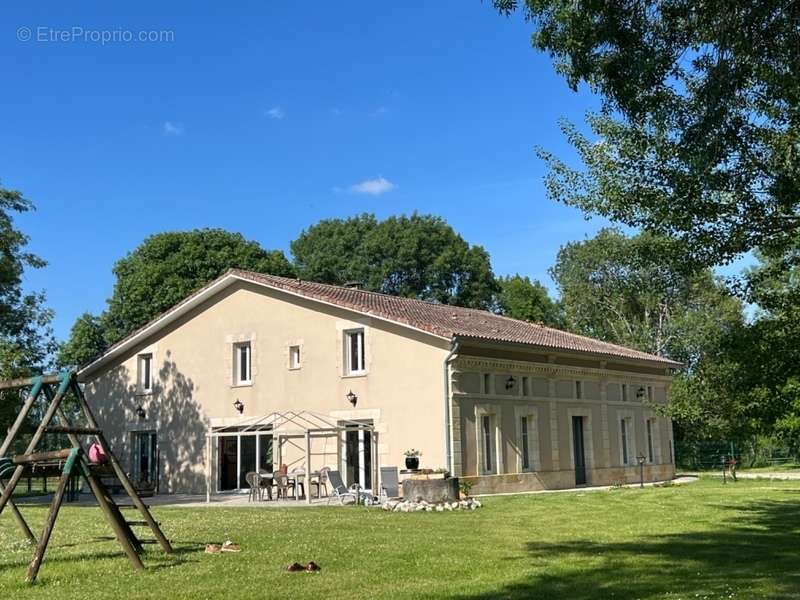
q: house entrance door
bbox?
[343,421,373,490]
[572,416,587,485]
[131,430,158,490]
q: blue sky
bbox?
[0,2,748,342]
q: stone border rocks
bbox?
[381,498,482,512]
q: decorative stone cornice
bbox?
[452,357,672,383]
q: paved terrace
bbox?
[12,476,698,508]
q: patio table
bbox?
[289,470,323,499]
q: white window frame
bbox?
[137,353,153,394]
[475,404,502,476]
[344,329,366,376]
[289,345,302,370]
[514,406,540,473]
[234,342,252,386]
[618,411,636,466]
[646,418,655,463]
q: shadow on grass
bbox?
[456,499,800,599]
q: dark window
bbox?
[482,415,493,472]
[575,380,583,399]
[621,419,629,465]
[521,416,530,470]
[647,419,654,462]
[258,434,273,471]
[139,354,153,391]
[346,330,365,374]
[237,343,251,383]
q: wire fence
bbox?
[676,438,799,471]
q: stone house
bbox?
[79,269,679,495]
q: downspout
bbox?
[443,337,460,473]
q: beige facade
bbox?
[451,345,675,493]
[80,272,676,496]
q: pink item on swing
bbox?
[88,442,109,465]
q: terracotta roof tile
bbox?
[231,269,680,367]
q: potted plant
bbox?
[458,479,473,500]
[404,449,422,470]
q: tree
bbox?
[550,228,747,442]
[495,0,800,267]
[496,274,563,327]
[58,313,106,368]
[550,229,742,366]
[0,185,56,431]
[291,213,499,308]
[62,229,294,364]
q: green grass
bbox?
[740,463,800,472]
[1,478,799,599]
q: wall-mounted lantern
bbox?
[233,399,244,414]
[346,390,358,407]
[135,405,146,420]
[505,376,516,390]
[636,386,646,401]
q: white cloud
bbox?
[370,106,388,117]
[162,121,184,136]
[266,106,285,120]
[348,176,396,196]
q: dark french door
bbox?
[217,432,273,491]
[343,421,373,490]
[131,430,158,489]
[572,416,587,485]
[219,437,238,491]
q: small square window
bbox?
[138,354,153,393]
[289,345,301,370]
[344,329,365,375]
[234,342,252,385]
[575,380,583,400]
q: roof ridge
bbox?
[233,269,495,312]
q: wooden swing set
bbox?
[0,369,173,583]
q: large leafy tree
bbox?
[291,213,499,308]
[551,228,746,442]
[494,0,800,267]
[551,229,742,366]
[495,274,563,327]
[61,229,294,366]
[676,240,800,446]
[0,185,56,431]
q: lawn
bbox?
[1,478,798,599]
